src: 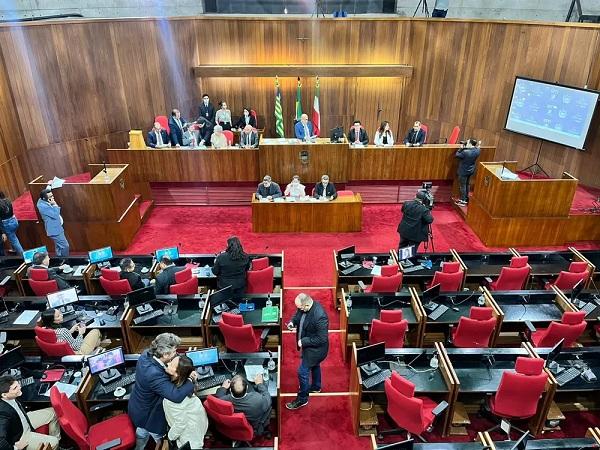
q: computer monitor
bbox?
[126,286,156,314]
[330,126,344,142]
[156,247,180,261]
[87,347,125,384]
[209,286,233,307]
[422,283,441,304]
[23,246,48,264]
[0,346,26,372]
[356,342,386,366]
[398,245,416,261]
[545,338,565,369]
[509,431,531,450]
[186,347,219,377]
[46,288,78,312]
[571,279,584,303]
[88,246,113,265]
[338,245,355,259]
[378,439,415,450]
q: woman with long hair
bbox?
[0,191,23,256]
[40,308,103,355]
[374,121,394,146]
[212,236,251,299]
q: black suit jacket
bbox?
[168,116,187,146]
[120,271,145,291]
[155,265,185,295]
[234,114,257,129]
[240,131,258,148]
[403,128,426,145]
[198,102,216,123]
[291,301,329,367]
[397,199,434,243]
[148,129,170,148]
[215,383,271,436]
[0,399,33,450]
[348,128,369,145]
[256,182,282,199]
[313,182,337,199]
[212,252,251,297]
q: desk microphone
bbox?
[267,350,276,371]
[520,294,529,303]
[102,161,108,173]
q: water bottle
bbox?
[346,294,352,310]
[266,293,272,308]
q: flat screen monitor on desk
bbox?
[127,286,156,314]
[330,126,344,143]
[378,439,414,450]
[47,288,78,313]
[338,245,355,260]
[570,280,584,303]
[156,247,179,261]
[0,346,26,371]
[23,246,48,264]
[545,338,564,370]
[87,347,125,384]
[88,246,113,265]
[356,341,386,374]
[187,347,219,378]
[422,283,441,305]
[209,286,233,307]
[398,245,416,262]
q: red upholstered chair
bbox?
[51,388,135,450]
[337,190,354,196]
[545,261,590,290]
[246,266,274,294]
[99,268,132,296]
[447,126,460,145]
[380,265,399,276]
[169,268,198,295]
[29,268,59,296]
[218,315,267,353]
[420,124,429,144]
[451,307,497,348]
[489,266,531,291]
[441,261,461,273]
[250,109,258,128]
[251,257,270,271]
[365,273,403,293]
[34,326,75,357]
[204,395,254,445]
[222,312,244,327]
[155,115,170,134]
[509,256,529,268]
[486,357,548,436]
[380,372,448,441]
[428,270,463,292]
[369,310,409,348]
[222,130,234,145]
[530,311,587,348]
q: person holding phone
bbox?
[36,188,69,257]
[40,308,103,355]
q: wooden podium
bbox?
[23,164,145,252]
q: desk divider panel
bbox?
[589,428,600,444]
[550,285,578,313]
[409,287,427,347]
[450,249,468,290]
[523,342,558,436]
[333,250,341,309]
[569,247,596,289]
[349,342,362,436]
[481,286,505,348]
[340,288,349,362]
[435,342,460,437]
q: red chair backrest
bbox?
[551,270,589,290]
[385,372,429,435]
[49,387,64,417]
[569,261,589,273]
[218,321,260,352]
[369,273,403,293]
[29,268,59,296]
[100,268,120,281]
[155,115,170,134]
[175,268,192,284]
[493,266,530,290]
[251,257,269,271]
[250,109,258,128]
[35,336,75,357]
[441,261,461,273]
[100,277,132,295]
[35,326,58,343]
[380,265,399,276]
[448,126,460,145]
[56,391,90,449]
[169,276,198,295]
[337,190,354,196]
[492,357,547,419]
[453,307,496,348]
[30,268,50,281]
[246,266,274,294]
[204,395,254,442]
[420,124,428,143]
[509,256,529,268]
[222,312,244,327]
[370,318,408,348]
[431,270,463,292]
[222,130,234,145]
[536,311,586,348]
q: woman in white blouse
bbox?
[374,121,394,146]
[214,101,232,130]
[284,175,306,198]
[164,355,209,450]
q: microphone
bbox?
[102,161,108,173]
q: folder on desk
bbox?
[13,310,38,325]
[261,306,279,322]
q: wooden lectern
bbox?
[24,164,145,252]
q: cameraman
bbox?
[455,139,481,206]
[397,190,434,253]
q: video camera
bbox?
[417,181,434,210]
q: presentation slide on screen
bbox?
[505,78,598,149]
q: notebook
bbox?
[13,310,38,325]
[261,306,279,322]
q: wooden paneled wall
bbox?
[0,17,599,199]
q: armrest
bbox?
[432,400,449,417]
[89,402,114,412]
[524,320,536,333]
[95,438,122,450]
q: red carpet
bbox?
[283,288,338,329]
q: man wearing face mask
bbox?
[284,175,306,198]
[256,175,282,201]
[313,174,337,201]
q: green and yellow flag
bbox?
[295,77,303,121]
[274,76,284,138]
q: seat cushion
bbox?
[530,329,546,347]
[88,414,136,450]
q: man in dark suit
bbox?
[193,117,213,146]
[0,376,61,450]
[348,120,369,145]
[455,138,481,206]
[27,251,70,290]
[313,174,337,200]
[128,333,196,450]
[256,175,282,200]
[216,374,272,437]
[119,257,146,291]
[403,120,426,146]
[153,256,185,295]
[286,293,329,410]
[198,94,215,123]
[148,121,169,148]
[168,109,188,147]
[398,190,434,252]
[240,125,259,148]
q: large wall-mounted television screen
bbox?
[505,76,599,150]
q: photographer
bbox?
[397,190,434,252]
[455,139,481,206]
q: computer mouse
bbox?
[141,267,149,274]
[73,371,82,378]
[114,387,126,397]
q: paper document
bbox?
[13,310,38,325]
[49,176,65,189]
[261,306,279,322]
[44,382,78,398]
[370,265,382,276]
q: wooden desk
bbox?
[251,194,362,232]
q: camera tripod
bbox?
[422,223,435,253]
[413,0,430,17]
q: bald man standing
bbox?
[285,293,329,410]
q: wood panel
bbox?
[193,64,413,77]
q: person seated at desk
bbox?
[240,125,258,148]
[40,308,103,355]
[182,125,198,148]
[148,121,170,148]
[153,256,186,295]
[164,355,209,450]
[284,175,306,198]
[193,117,213,147]
[213,236,251,299]
[313,174,337,200]
[210,125,228,149]
[216,374,272,438]
[0,375,61,450]
[168,109,189,148]
[256,175,282,201]
[214,101,233,131]
[403,120,426,146]
[27,251,70,290]
[374,120,394,146]
[294,114,315,142]
[234,107,257,130]
[119,257,147,291]
[348,120,369,146]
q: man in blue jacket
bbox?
[128,333,197,450]
[294,114,314,141]
[36,188,69,257]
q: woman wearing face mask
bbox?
[284,175,306,198]
[234,107,257,130]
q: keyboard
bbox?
[554,367,580,386]
[362,369,392,389]
[403,264,424,273]
[98,373,136,394]
[133,309,164,325]
[20,376,34,387]
[580,302,597,317]
[62,311,85,322]
[429,304,449,321]
[341,264,361,275]
[229,308,241,315]
[196,374,229,391]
